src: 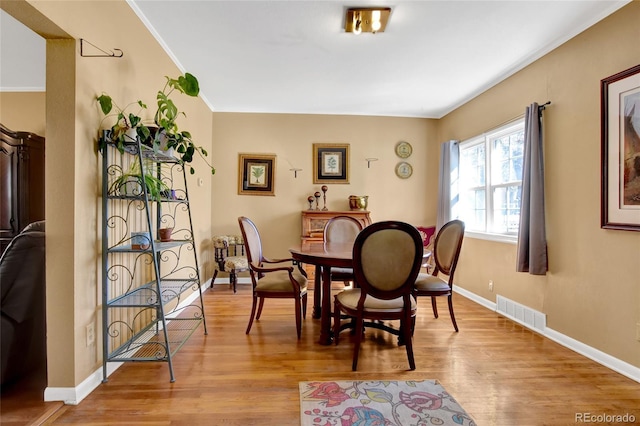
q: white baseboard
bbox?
[453,286,640,384]
[544,328,640,383]
[44,279,212,404]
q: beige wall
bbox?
[438,2,640,367]
[0,92,46,135]
[211,113,439,259]
[3,0,214,387]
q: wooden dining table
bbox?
[289,241,353,345]
[290,241,431,345]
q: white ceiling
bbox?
[1,1,631,118]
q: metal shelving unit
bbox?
[100,137,207,382]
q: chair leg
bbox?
[246,295,258,334]
[403,315,416,370]
[256,298,265,320]
[210,270,219,288]
[352,316,364,371]
[294,297,302,339]
[230,271,237,293]
[448,294,459,332]
[333,299,341,345]
[431,296,439,318]
[302,293,308,319]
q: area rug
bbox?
[299,380,475,426]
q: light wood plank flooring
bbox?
[3,284,639,425]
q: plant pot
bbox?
[158,227,173,242]
[348,195,369,211]
[119,177,143,196]
[131,232,151,250]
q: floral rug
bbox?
[299,380,475,426]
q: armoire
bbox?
[0,124,45,256]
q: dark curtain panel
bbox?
[516,103,548,275]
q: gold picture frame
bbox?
[238,153,276,196]
[313,143,350,184]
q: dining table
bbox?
[289,240,431,345]
[289,241,353,345]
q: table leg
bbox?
[319,266,333,345]
[312,265,322,319]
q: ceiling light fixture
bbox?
[345,7,391,34]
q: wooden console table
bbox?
[300,210,372,247]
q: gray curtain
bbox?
[516,103,548,275]
[436,140,459,232]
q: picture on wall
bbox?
[601,64,640,231]
[313,143,350,184]
[238,153,276,196]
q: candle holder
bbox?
[314,191,321,211]
[307,195,315,210]
[321,185,328,211]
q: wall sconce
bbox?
[290,168,302,178]
[365,158,379,168]
[345,8,391,34]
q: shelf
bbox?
[101,136,207,382]
[107,278,199,307]
[108,240,192,253]
[107,312,203,361]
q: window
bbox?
[457,121,525,241]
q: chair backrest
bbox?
[237,217,263,269]
[352,221,423,301]
[324,215,363,244]
[433,220,465,279]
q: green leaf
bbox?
[129,114,141,128]
[179,73,199,96]
[97,94,113,115]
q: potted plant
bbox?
[108,159,169,202]
[153,73,215,175]
[96,95,151,154]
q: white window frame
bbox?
[456,120,525,244]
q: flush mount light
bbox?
[345,7,391,34]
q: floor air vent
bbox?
[496,295,546,333]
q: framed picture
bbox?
[238,153,276,196]
[313,143,350,184]
[601,64,640,231]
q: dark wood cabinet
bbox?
[1,124,45,256]
[300,210,372,247]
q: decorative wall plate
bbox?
[395,141,413,158]
[395,161,413,179]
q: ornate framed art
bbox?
[313,143,350,184]
[238,153,276,196]
[601,64,640,231]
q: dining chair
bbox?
[210,234,249,293]
[413,219,465,332]
[333,221,423,371]
[238,216,308,339]
[323,215,363,286]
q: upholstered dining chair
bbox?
[238,216,308,339]
[210,234,248,293]
[323,215,363,286]
[413,219,465,332]
[333,221,423,371]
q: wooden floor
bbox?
[2,284,640,425]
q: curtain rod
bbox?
[488,100,551,132]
